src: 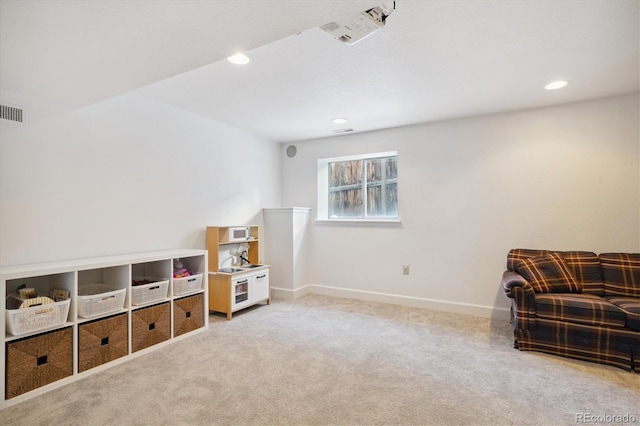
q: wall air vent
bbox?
[0,104,26,124]
[332,128,354,134]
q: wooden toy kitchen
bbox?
[206,226,270,320]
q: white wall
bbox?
[280,94,640,317]
[0,92,281,266]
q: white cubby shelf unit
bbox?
[0,249,208,410]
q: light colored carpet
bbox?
[0,294,638,425]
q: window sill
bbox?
[315,218,402,225]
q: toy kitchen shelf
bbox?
[206,226,271,320]
[0,249,208,409]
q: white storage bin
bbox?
[77,284,126,318]
[131,279,169,306]
[173,273,203,296]
[5,297,71,336]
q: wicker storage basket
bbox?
[78,313,128,372]
[131,302,170,352]
[5,327,73,399]
[173,293,204,337]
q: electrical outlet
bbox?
[402,265,410,275]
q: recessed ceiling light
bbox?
[332,118,348,124]
[227,53,250,65]
[545,80,569,90]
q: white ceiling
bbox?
[0,0,377,108]
[1,0,638,142]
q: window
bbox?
[317,151,398,221]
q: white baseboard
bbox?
[282,284,510,320]
[271,285,312,300]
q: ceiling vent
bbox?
[0,104,26,124]
[332,128,354,134]
[321,2,395,45]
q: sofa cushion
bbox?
[605,297,640,331]
[559,251,604,296]
[599,253,640,298]
[507,249,549,272]
[515,252,582,293]
[507,249,603,295]
[535,293,626,328]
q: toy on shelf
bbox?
[173,258,191,278]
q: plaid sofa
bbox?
[502,249,640,372]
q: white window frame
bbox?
[317,151,399,223]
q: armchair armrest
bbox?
[501,271,537,330]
